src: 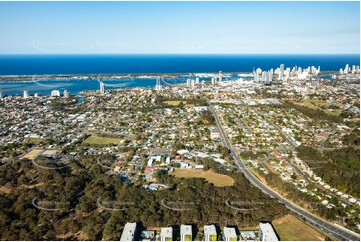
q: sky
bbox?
[0,1,359,54]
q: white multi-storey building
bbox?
[278,64,284,80]
[180,225,192,241]
[155,77,163,91]
[23,90,29,99]
[51,90,60,97]
[160,227,173,241]
[100,81,105,94]
[120,222,137,241]
[63,90,70,98]
[259,222,279,241]
[204,225,217,241]
[223,227,237,241]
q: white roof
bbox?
[259,223,279,241]
[223,227,237,239]
[120,222,137,241]
[181,225,192,236]
[160,227,173,239]
[177,149,189,155]
[204,225,217,236]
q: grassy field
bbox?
[296,99,342,116]
[298,99,327,109]
[163,100,195,108]
[22,149,44,159]
[27,137,44,143]
[273,215,326,241]
[172,169,234,187]
[83,135,123,145]
[164,100,184,106]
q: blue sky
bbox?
[0,1,359,54]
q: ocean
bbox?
[0,54,359,75]
[0,54,359,96]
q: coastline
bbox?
[0,71,336,82]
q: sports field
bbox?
[173,169,234,187]
[273,214,326,241]
[82,135,123,145]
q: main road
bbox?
[206,99,360,241]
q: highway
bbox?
[207,99,360,241]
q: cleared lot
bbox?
[163,100,195,107]
[172,169,234,187]
[22,149,44,159]
[42,149,59,155]
[273,214,326,241]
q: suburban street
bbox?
[207,98,360,241]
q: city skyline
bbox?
[0,1,359,54]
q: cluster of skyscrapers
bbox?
[211,71,223,85]
[253,68,273,85]
[21,89,69,99]
[339,64,360,75]
[185,71,222,88]
[254,64,321,83]
[285,65,320,80]
[186,77,204,88]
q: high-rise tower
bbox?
[278,64,284,80]
[155,77,162,91]
[23,90,29,99]
[100,82,105,94]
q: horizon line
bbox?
[0,53,360,55]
